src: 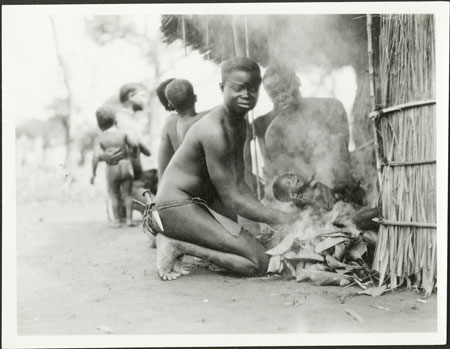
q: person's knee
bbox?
[242,254,269,276]
[255,255,270,276]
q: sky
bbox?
[3,11,357,127]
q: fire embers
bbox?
[265,202,380,288]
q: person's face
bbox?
[221,70,260,115]
[129,89,149,111]
[263,73,300,111]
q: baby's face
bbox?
[278,174,318,208]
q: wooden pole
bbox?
[244,15,250,59]
[205,16,210,60]
[366,14,383,188]
[244,15,262,200]
[231,15,243,57]
[50,16,72,166]
[181,16,187,56]
[373,218,436,229]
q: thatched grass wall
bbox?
[372,14,436,296]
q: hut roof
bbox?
[160,14,369,70]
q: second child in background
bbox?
[157,79,209,178]
[91,105,151,227]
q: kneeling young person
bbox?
[145,57,297,280]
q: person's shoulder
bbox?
[196,109,211,118]
[167,112,178,124]
[107,127,128,139]
[193,108,224,139]
[115,108,134,121]
[196,113,221,134]
[254,110,276,132]
[96,132,106,143]
[195,107,220,125]
[256,110,275,122]
[162,113,178,129]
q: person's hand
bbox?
[283,210,299,223]
[102,147,124,165]
[271,210,298,227]
[90,175,95,185]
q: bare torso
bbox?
[260,98,353,188]
[98,127,130,156]
[98,127,134,179]
[156,107,245,207]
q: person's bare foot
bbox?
[109,220,121,228]
[126,219,137,227]
[156,234,185,280]
[173,256,191,275]
[148,235,157,249]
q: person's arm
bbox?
[91,140,101,184]
[243,115,256,192]
[96,147,124,165]
[329,100,353,183]
[202,125,295,225]
[238,126,265,202]
[243,114,271,195]
[157,122,175,180]
[138,142,151,156]
[123,132,140,157]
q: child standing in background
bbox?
[91,105,150,227]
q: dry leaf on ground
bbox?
[285,249,324,262]
[308,270,351,286]
[345,308,365,322]
[267,255,282,273]
[96,325,114,334]
[265,235,296,256]
[371,305,390,311]
[315,237,348,253]
[357,285,387,297]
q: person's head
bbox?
[165,79,196,114]
[263,63,301,111]
[156,78,175,111]
[332,180,366,206]
[272,173,307,202]
[96,105,117,131]
[119,82,148,111]
[220,57,262,115]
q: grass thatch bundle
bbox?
[372,14,436,296]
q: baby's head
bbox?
[165,79,196,114]
[272,173,307,202]
[156,78,175,111]
[95,104,117,131]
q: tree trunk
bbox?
[231,16,244,57]
[50,16,72,167]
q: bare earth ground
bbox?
[16,177,437,335]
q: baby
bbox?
[272,173,336,211]
[272,173,379,233]
[91,105,150,227]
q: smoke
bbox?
[160,14,376,205]
[264,200,359,252]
